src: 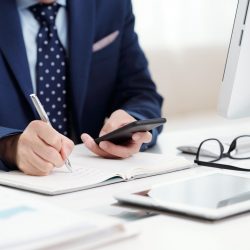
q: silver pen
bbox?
[30,94,73,173]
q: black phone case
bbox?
[94,118,167,145]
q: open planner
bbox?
[0,145,192,195]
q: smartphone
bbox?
[94,118,167,145]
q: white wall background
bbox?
[132,0,238,117]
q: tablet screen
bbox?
[136,174,250,209]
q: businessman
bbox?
[0,0,163,176]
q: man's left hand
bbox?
[81,110,152,159]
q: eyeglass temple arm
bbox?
[194,160,250,172]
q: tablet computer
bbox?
[115,173,250,220]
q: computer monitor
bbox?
[218,0,250,118]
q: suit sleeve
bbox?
[109,0,164,149]
[0,127,22,171]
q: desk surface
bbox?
[2,112,250,250]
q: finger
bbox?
[100,121,119,136]
[21,158,52,176]
[33,136,64,167]
[81,133,117,158]
[30,151,55,173]
[100,111,135,136]
[21,164,45,176]
[16,148,42,176]
[81,133,118,158]
[132,132,152,144]
[99,141,140,159]
[15,147,46,176]
[61,137,74,160]
[34,122,62,151]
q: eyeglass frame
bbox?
[194,135,250,172]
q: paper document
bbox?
[0,189,134,250]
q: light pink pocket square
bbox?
[92,31,120,53]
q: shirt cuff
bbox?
[0,160,17,172]
[0,130,22,172]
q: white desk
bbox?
[2,113,250,250]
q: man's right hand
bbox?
[1,121,74,176]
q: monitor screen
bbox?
[218,0,250,118]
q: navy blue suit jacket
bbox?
[0,0,163,171]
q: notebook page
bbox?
[72,149,192,179]
[0,153,126,194]
[0,145,192,194]
[125,154,193,179]
[71,150,192,180]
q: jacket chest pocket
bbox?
[91,30,121,63]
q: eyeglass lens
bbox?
[197,139,223,162]
[229,136,250,159]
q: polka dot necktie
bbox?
[29,3,69,136]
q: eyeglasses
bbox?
[194,135,250,172]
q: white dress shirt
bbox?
[16,0,68,93]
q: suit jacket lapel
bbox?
[0,0,35,111]
[68,0,96,127]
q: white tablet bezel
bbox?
[114,172,250,220]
